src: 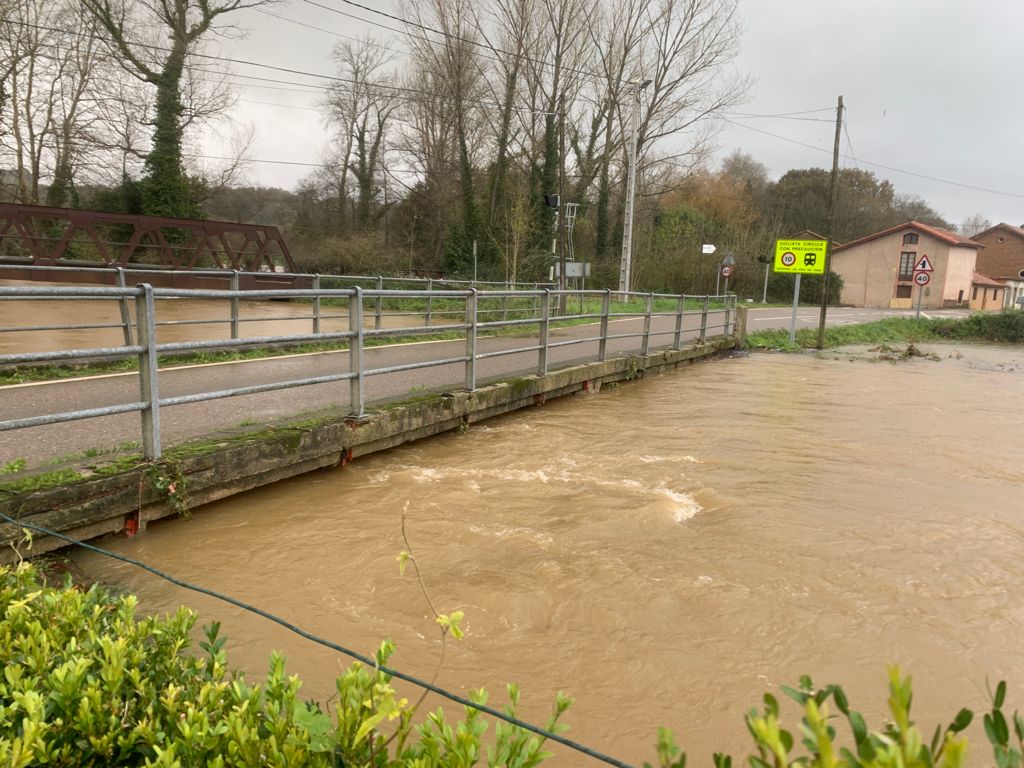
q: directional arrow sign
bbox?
[914,255,934,272]
[701,243,716,254]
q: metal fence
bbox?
[0,283,737,461]
[0,263,558,343]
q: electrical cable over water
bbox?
[0,511,638,768]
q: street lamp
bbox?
[617,78,652,301]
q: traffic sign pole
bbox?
[789,273,802,345]
[913,270,930,319]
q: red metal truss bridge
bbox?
[0,203,309,289]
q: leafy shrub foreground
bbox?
[1,562,1022,767]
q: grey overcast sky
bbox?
[210,0,1024,228]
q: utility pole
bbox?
[816,94,844,349]
[557,91,567,314]
[618,79,651,300]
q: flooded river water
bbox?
[75,344,1024,764]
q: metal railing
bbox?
[0,263,557,342]
[0,284,737,461]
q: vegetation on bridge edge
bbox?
[746,311,1024,350]
[2,560,1023,766]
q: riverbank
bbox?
[746,310,1024,349]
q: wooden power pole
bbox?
[816,94,844,349]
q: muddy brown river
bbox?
[74,344,1024,764]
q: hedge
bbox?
[0,562,1021,767]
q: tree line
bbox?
[0,0,989,299]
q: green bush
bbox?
[930,311,1024,343]
[1,562,1022,767]
[0,563,573,767]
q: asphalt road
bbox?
[0,305,968,466]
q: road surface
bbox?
[0,305,968,466]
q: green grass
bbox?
[746,312,1024,350]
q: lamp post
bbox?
[617,78,652,301]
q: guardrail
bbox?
[0,263,558,343]
[0,284,737,461]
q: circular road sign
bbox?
[780,252,796,267]
[720,264,734,278]
[914,272,930,286]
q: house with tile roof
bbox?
[829,220,983,309]
[968,273,1007,311]
[971,223,1024,309]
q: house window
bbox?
[958,290,964,304]
[973,286,978,300]
[903,233,919,245]
[896,285,912,298]
[898,252,915,280]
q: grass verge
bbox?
[746,312,1024,350]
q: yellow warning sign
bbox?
[773,239,828,274]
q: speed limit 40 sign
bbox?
[914,271,930,286]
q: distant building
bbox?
[968,273,1007,311]
[830,220,983,309]
[971,223,1024,309]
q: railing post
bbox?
[230,270,240,340]
[673,294,684,350]
[115,267,133,346]
[641,292,653,356]
[502,290,509,323]
[426,278,433,327]
[700,295,709,343]
[734,304,748,346]
[723,293,732,337]
[135,284,161,460]
[349,287,365,417]
[312,274,322,334]
[465,289,478,390]
[599,289,611,361]
[537,289,551,376]
[375,275,384,330]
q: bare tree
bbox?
[322,38,398,234]
[960,213,992,239]
[81,0,273,217]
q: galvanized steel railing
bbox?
[0,284,737,461]
[0,263,555,344]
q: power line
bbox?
[16,19,533,113]
[722,117,1024,200]
[256,7,412,59]
[0,510,636,768]
[304,0,612,85]
[723,110,834,123]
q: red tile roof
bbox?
[973,222,1024,242]
[833,220,983,252]
[972,272,1006,287]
